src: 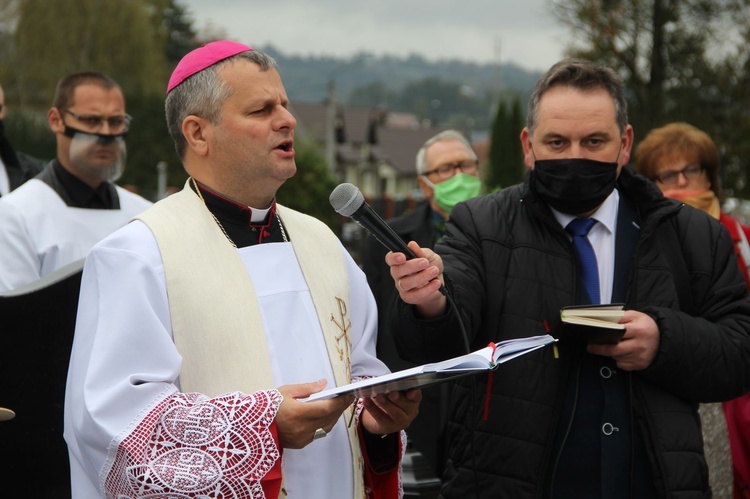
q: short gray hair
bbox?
[415,129,476,175]
[526,58,628,137]
[165,50,277,159]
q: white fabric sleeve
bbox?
[64,222,283,498]
[0,200,41,291]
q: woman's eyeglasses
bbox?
[654,163,703,186]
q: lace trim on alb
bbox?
[102,389,282,498]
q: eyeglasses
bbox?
[422,159,479,180]
[62,108,132,133]
[654,163,704,186]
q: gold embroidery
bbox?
[331,297,352,374]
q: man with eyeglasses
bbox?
[0,71,151,291]
[415,130,483,222]
[0,82,45,197]
[362,129,483,480]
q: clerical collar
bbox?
[43,160,118,209]
[190,179,289,248]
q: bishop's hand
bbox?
[361,388,422,436]
[276,379,354,449]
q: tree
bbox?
[0,0,201,196]
[7,0,169,110]
[488,95,525,190]
[348,81,394,108]
[552,0,750,198]
[389,77,495,130]
[118,0,200,197]
[2,110,55,162]
[119,91,184,198]
[712,30,750,198]
[147,0,200,66]
[276,138,341,232]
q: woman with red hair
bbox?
[636,122,750,498]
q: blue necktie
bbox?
[566,218,600,304]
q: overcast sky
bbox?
[179,0,568,72]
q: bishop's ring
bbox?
[313,428,327,441]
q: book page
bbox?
[493,335,556,360]
[561,316,625,329]
[423,346,493,372]
[561,304,624,323]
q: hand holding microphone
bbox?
[329,183,448,311]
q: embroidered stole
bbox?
[136,183,365,498]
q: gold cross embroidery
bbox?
[330,297,352,372]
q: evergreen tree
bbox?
[488,95,525,190]
[151,0,200,66]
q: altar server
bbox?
[0,72,151,291]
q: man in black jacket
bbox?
[387,59,750,498]
[0,82,45,196]
[362,129,482,478]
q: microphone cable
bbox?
[439,279,482,498]
[330,182,482,495]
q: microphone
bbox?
[329,183,417,259]
[332,184,464,347]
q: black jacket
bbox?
[0,151,44,195]
[393,167,750,498]
[0,119,44,194]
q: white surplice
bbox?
[0,178,152,291]
[64,219,389,498]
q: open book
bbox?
[559,303,625,344]
[303,334,556,401]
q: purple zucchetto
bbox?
[167,40,253,94]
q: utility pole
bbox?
[325,80,337,175]
[156,161,167,200]
[494,36,502,91]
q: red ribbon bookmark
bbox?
[483,342,497,421]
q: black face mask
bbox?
[529,157,619,215]
[0,118,20,169]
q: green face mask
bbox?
[427,173,482,213]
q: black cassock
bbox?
[0,259,83,498]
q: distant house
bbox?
[291,100,439,219]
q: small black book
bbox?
[558,303,626,344]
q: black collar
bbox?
[36,160,119,209]
[190,180,289,248]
